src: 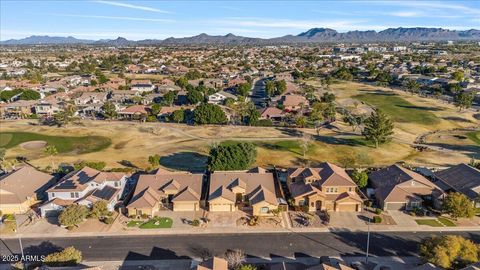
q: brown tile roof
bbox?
[288,162,357,187]
[196,257,228,270]
[127,171,203,208]
[209,168,278,206]
[281,94,308,107]
[119,105,149,115]
[369,164,442,203]
[0,166,55,204]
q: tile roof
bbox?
[0,166,55,204]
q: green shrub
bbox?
[373,216,382,223]
[59,205,89,227]
[44,247,82,267]
[191,219,200,226]
[365,201,372,207]
[375,208,382,215]
[102,216,114,224]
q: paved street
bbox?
[1,231,479,262]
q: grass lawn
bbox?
[138,217,173,229]
[0,215,17,235]
[126,220,144,227]
[415,219,443,227]
[256,140,305,155]
[0,131,111,154]
[353,92,440,125]
[466,131,480,146]
[437,217,456,227]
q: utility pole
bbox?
[365,216,370,263]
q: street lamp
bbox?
[365,216,370,263]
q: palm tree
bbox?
[44,145,58,170]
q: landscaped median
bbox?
[127,217,173,229]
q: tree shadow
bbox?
[159,151,208,172]
[23,241,62,256]
[118,160,139,169]
[442,116,473,123]
[425,143,480,158]
[395,105,442,111]
[313,134,368,147]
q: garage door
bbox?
[43,210,59,217]
[336,203,359,212]
[385,202,405,211]
[209,203,233,212]
[173,203,197,211]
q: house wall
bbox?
[252,202,277,216]
[0,199,35,214]
[127,206,155,217]
[48,188,91,201]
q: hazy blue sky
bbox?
[1,0,479,40]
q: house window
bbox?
[298,200,305,206]
[261,207,269,213]
[348,187,352,192]
[114,181,119,187]
[70,192,75,198]
[51,193,55,198]
[75,192,79,198]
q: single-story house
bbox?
[208,91,237,105]
[433,163,480,208]
[0,166,56,214]
[369,164,443,210]
[126,168,203,216]
[208,167,279,216]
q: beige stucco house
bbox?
[287,162,363,212]
[208,167,279,216]
[0,166,56,214]
[126,168,203,216]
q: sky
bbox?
[1,0,479,41]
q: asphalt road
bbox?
[1,231,479,262]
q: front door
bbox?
[315,200,322,210]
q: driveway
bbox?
[329,211,368,228]
[387,211,419,227]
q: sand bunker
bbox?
[20,140,47,150]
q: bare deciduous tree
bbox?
[224,249,246,268]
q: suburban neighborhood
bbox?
[1,0,480,270]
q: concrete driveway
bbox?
[329,211,369,228]
[387,211,419,227]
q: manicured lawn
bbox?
[353,92,440,125]
[256,140,304,155]
[126,220,144,227]
[138,217,173,229]
[415,219,443,227]
[437,217,456,227]
[466,131,480,146]
[0,131,111,153]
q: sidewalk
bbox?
[2,223,479,239]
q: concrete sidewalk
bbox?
[2,223,480,239]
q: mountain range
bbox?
[2,27,480,45]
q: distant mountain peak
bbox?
[298,28,337,37]
[1,27,479,45]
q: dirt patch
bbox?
[20,140,47,150]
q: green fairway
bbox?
[0,131,111,154]
[466,131,480,145]
[354,92,440,125]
